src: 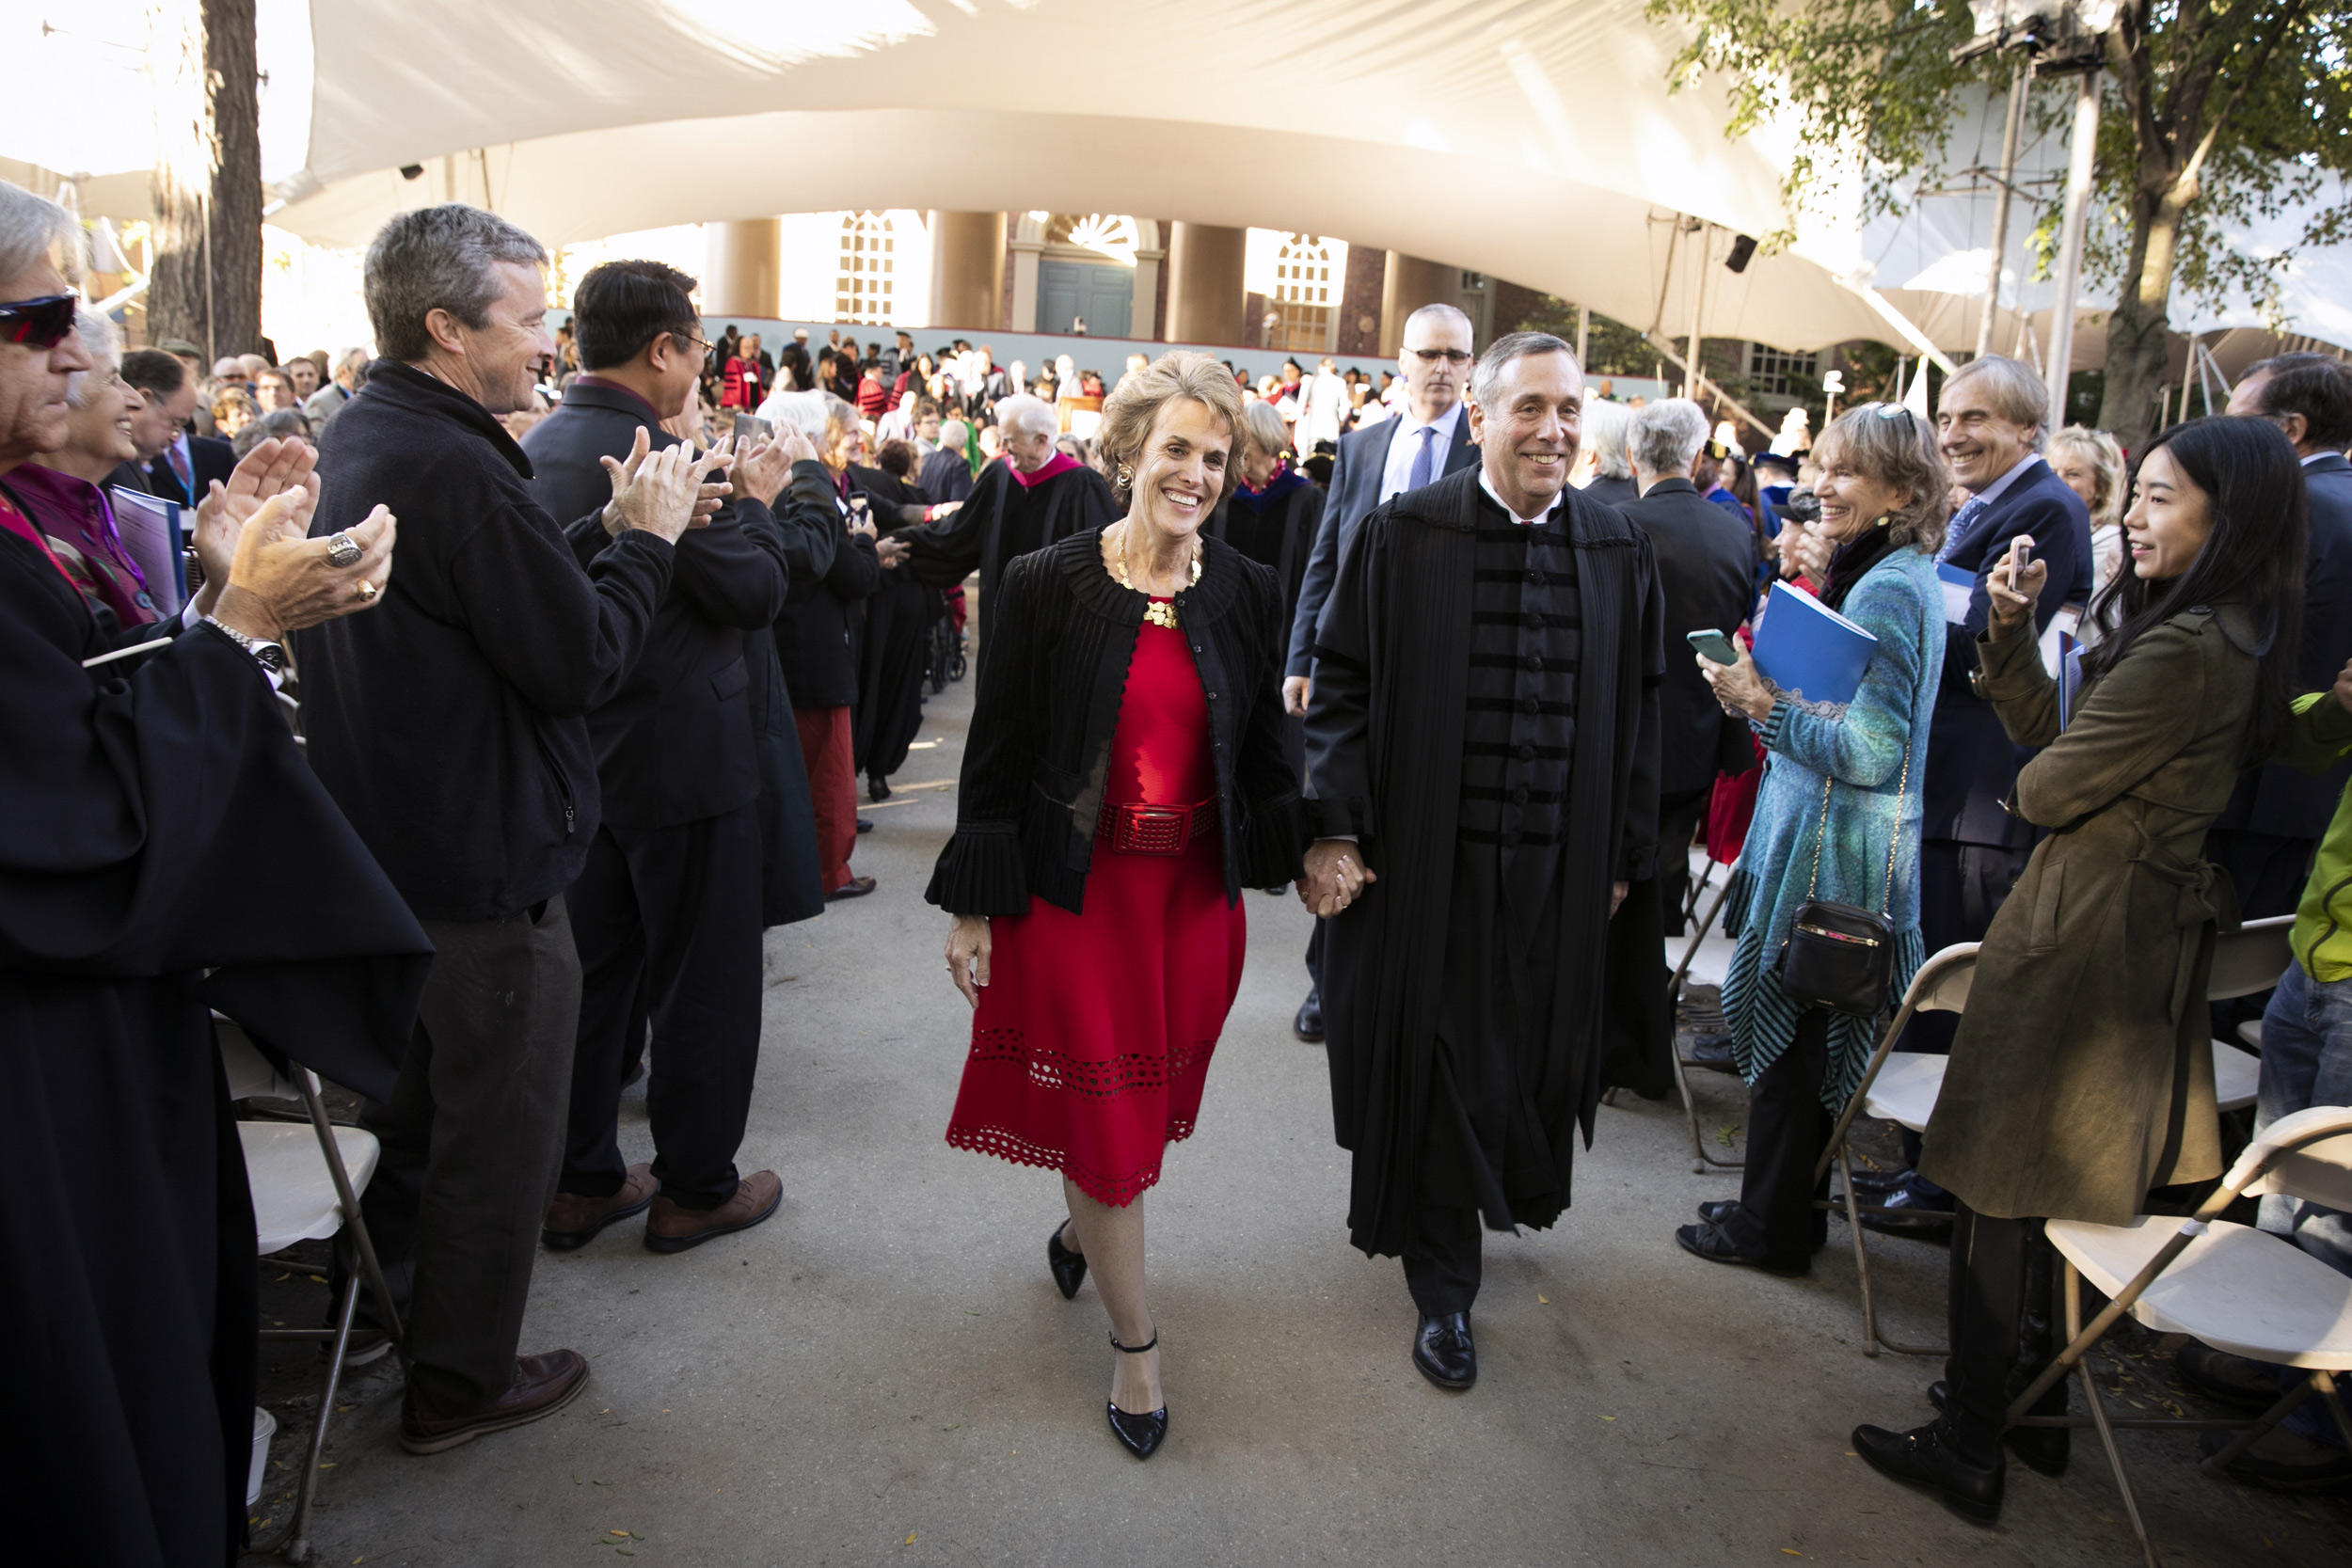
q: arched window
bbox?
[834,212,896,325]
[1270,233,1335,353]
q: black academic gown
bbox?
[1208,470,1325,777]
[1302,467,1664,1257]
[849,464,935,784]
[895,457,1119,652]
[0,529,430,1567]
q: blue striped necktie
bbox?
[1940,496,1987,562]
[1406,423,1438,492]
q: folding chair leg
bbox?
[2198,1374,2328,1477]
[299,1071,408,1372]
[2319,1370,2352,1453]
[2062,1262,2157,1568]
[1836,1144,1945,1359]
[1669,875,1743,1173]
[257,1273,358,1564]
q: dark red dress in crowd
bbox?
[945,602,1247,1206]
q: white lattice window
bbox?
[1270,234,1335,353]
[834,212,896,325]
[1745,342,1821,397]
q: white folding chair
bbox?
[1997,1104,2352,1568]
[1665,861,1746,1173]
[220,1018,402,1565]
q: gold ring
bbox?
[356,578,378,601]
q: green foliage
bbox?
[1649,0,2352,325]
[1510,295,1661,377]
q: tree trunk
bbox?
[2094,181,2188,457]
[146,0,262,361]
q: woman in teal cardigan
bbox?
[1676,404,1950,1275]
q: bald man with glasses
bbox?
[1282,302,1481,1042]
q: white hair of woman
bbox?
[64,306,121,408]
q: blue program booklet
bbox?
[1934,561,1976,626]
[1752,580,1879,708]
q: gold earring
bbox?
[1117,463,1135,487]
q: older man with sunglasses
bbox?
[0,178,429,1568]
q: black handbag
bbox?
[1772,744,1911,1019]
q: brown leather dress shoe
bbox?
[399,1349,588,1454]
[827,876,877,900]
[645,1169,783,1253]
[541,1163,656,1250]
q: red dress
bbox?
[945,604,1247,1206]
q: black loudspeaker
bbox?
[1724,234,1758,274]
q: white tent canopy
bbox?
[5,0,1915,353]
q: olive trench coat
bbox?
[1917,602,2260,1226]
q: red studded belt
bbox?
[1098,798,1218,855]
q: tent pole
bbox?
[1977,62,2027,361]
[2043,68,2102,421]
[1685,223,1709,401]
[1576,304,1590,366]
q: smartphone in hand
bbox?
[1687,628,1740,665]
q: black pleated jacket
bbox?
[926,528,1308,916]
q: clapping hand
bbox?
[731,427,817,508]
[599,427,716,541]
[2330,655,2352,715]
[212,494,396,640]
[1985,536,2047,638]
[1784,520,1835,584]
[192,437,320,616]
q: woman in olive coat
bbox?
[1853,416,2309,1524]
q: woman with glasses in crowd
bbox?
[1676,403,1949,1277]
[1853,415,2308,1523]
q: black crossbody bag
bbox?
[1772,744,1911,1019]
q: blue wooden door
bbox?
[1037,260,1133,337]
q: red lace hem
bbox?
[945,1120,1198,1208]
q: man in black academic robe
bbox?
[1302,333,1662,1391]
[893,394,1117,654]
[847,459,934,796]
[0,219,427,1560]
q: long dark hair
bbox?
[2083,416,2306,761]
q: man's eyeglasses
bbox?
[673,330,715,356]
[0,293,78,349]
[1405,347,1472,365]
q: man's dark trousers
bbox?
[352,898,581,1416]
[562,801,763,1211]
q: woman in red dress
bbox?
[929,352,1305,1459]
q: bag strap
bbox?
[1802,738,1914,917]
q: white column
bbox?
[1132,247,1164,341]
[1009,236,1043,333]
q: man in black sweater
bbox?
[1618,399,1758,935]
[519,260,821,1257]
[298,206,709,1455]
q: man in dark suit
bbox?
[2212,354,2352,926]
[519,261,817,1256]
[1617,398,1757,934]
[117,348,230,506]
[1872,356,2091,1232]
[1284,301,1481,1040]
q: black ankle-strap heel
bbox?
[1104,1330,1168,1460]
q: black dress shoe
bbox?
[1695,1198,1743,1227]
[1928,1380,2071,1477]
[1853,1418,2005,1524]
[1858,1180,1955,1241]
[1675,1220,1808,1277]
[827,876,877,900]
[855,816,875,833]
[1684,1035,1739,1073]
[1047,1221,1088,1300]
[1847,1164,1912,1196]
[2201,1426,2352,1493]
[1105,1331,1167,1460]
[1293,990,1325,1043]
[2176,1342,2290,1412]
[1413,1311,1476,1390]
[867,774,891,801]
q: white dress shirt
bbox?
[1377,401,1466,503]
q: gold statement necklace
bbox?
[1113,523,1201,629]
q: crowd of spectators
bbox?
[17,159,2352,1560]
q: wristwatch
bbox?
[202,614,287,675]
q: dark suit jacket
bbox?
[1937,456,2093,846]
[775,467,882,708]
[1619,477,1758,798]
[520,381,792,829]
[1287,406,1478,676]
[2214,451,2352,842]
[141,436,233,509]
[1582,473,1640,511]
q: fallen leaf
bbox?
[1538,1294,1549,1305]
[1782,1552,1803,1559]
[317,1462,336,1469]
[2097,1514,2114,1524]
[905,1532,918,1545]
[612,1530,629,1537]
[1597,1415,1616,1422]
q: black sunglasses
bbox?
[0,293,77,349]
